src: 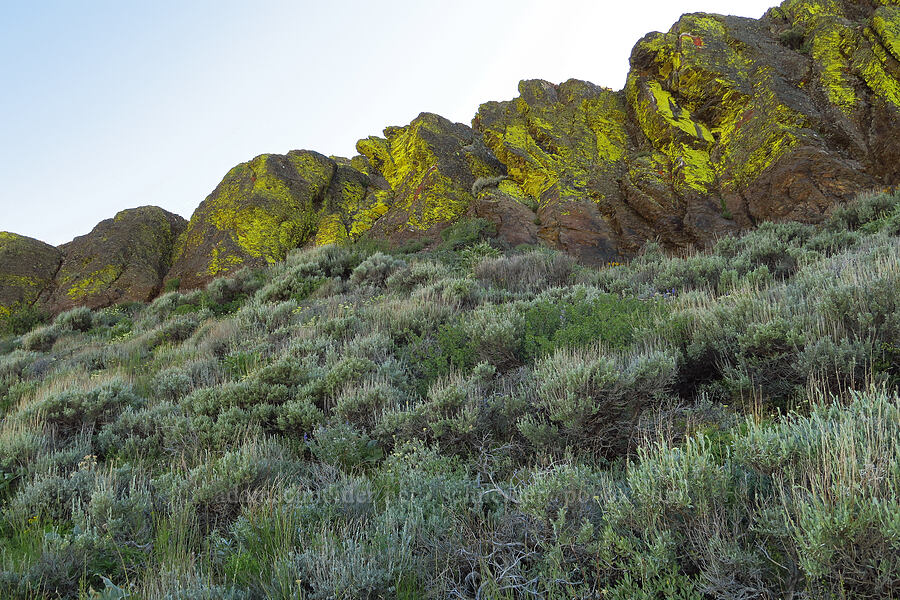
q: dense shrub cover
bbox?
[0,192,898,598]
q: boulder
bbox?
[47,206,186,312]
[0,232,62,319]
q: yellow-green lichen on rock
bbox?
[4,0,900,312]
[62,264,123,300]
[202,153,331,263]
[860,6,900,106]
[47,206,187,312]
[873,6,900,61]
[475,79,629,207]
[0,232,62,318]
[169,151,338,288]
[776,0,900,109]
[356,112,504,233]
[205,247,245,278]
[628,12,817,195]
[626,71,716,194]
[314,161,390,246]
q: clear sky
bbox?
[1,0,777,246]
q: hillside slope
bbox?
[0,189,897,598]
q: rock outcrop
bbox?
[46,207,186,312]
[168,0,898,282]
[0,233,62,319]
[167,151,340,289]
[2,0,900,313]
[168,113,505,287]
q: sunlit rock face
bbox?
[4,0,900,309]
[474,0,900,261]
[168,114,506,287]
[169,0,899,284]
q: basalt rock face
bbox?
[168,113,506,287]
[3,0,900,311]
[354,112,505,243]
[0,233,62,319]
[47,207,187,312]
[169,0,899,283]
[474,0,900,259]
[167,151,341,290]
[623,0,897,233]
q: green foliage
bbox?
[522,288,659,361]
[349,251,406,287]
[97,402,191,463]
[779,25,809,52]
[437,217,496,250]
[163,277,181,293]
[20,324,60,352]
[0,305,47,337]
[222,350,261,380]
[308,423,382,471]
[26,378,144,438]
[523,346,678,453]
[53,306,93,332]
[475,249,575,293]
[1,190,898,598]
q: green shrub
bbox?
[308,423,382,471]
[438,217,496,250]
[27,378,144,438]
[523,346,678,454]
[97,402,192,463]
[7,467,96,523]
[139,290,204,328]
[333,380,404,428]
[0,526,138,600]
[827,188,900,231]
[349,252,406,287]
[20,325,60,352]
[323,356,376,396]
[163,277,180,293]
[0,305,47,337]
[475,249,574,293]
[385,259,450,293]
[151,366,194,402]
[427,304,523,376]
[206,267,264,306]
[149,313,203,346]
[53,306,93,332]
[522,288,659,361]
[156,441,297,535]
[0,350,41,380]
[411,275,482,309]
[222,350,262,381]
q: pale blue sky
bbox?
[1,0,776,245]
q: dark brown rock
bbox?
[47,206,186,312]
[0,233,62,318]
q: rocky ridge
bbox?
[2,0,899,318]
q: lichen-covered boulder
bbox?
[314,157,392,246]
[467,1,900,262]
[356,112,506,243]
[168,150,398,288]
[169,151,332,288]
[6,0,900,312]
[628,1,898,227]
[47,206,186,312]
[0,232,62,320]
